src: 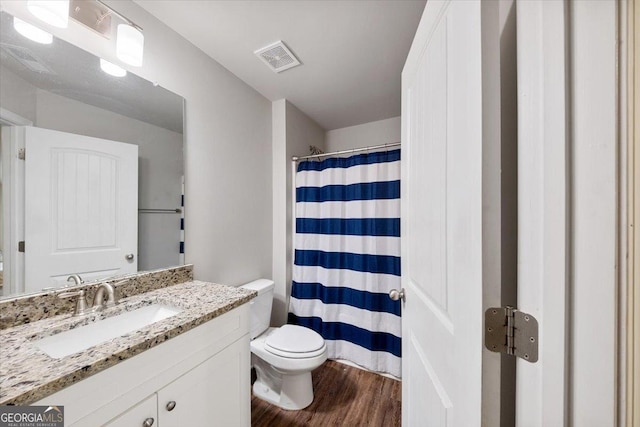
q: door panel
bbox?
[407,332,450,426]
[407,15,449,314]
[401,1,500,425]
[54,150,118,250]
[24,126,138,292]
[157,337,250,427]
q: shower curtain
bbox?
[179,175,185,264]
[288,149,401,378]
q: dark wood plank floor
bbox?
[251,360,401,427]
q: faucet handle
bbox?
[59,289,91,316]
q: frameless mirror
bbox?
[0,11,185,298]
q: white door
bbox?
[24,126,138,292]
[401,1,501,425]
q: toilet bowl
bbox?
[241,279,328,410]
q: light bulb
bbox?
[13,17,53,44]
[116,24,144,67]
[100,59,127,77]
[27,0,69,28]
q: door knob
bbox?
[142,418,154,427]
[166,401,176,411]
[389,288,405,302]
[125,253,135,261]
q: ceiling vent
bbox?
[254,41,301,73]
[0,43,54,74]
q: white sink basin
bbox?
[34,304,182,359]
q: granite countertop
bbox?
[0,280,257,405]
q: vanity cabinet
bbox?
[104,395,156,427]
[157,336,246,427]
[35,304,251,427]
[106,337,247,427]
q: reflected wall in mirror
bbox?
[0,11,185,298]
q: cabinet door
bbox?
[157,336,250,427]
[103,394,157,427]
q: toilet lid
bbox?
[265,325,325,357]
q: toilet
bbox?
[241,279,328,410]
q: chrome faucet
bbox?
[58,279,122,316]
[67,274,84,287]
[91,282,117,309]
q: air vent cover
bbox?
[0,43,54,74]
[254,41,301,73]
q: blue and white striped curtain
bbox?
[288,149,401,378]
[179,175,185,264]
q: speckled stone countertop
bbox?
[0,280,257,405]
[0,265,194,330]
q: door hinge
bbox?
[485,306,538,363]
[18,241,25,252]
[18,148,25,160]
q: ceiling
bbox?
[134,0,426,130]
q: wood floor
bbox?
[251,360,401,427]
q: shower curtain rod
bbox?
[138,208,182,214]
[291,142,401,161]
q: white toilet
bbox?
[241,279,328,410]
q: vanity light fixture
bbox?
[13,17,53,44]
[27,0,69,28]
[16,0,145,68]
[100,58,127,77]
[116,23,144,67]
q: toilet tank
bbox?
[240,279,275,339]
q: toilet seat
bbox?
[265,325,326,359]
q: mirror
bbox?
[0,11,185,298]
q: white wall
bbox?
[325,116,400,153]
[0,66,36,123]
[272,100,325,326]
[2,1,274,285]
[105,1,274,286]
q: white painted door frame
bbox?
[624,0,639,423]
[515,1,569,425]
[0,110,32,296]
[567,2,619,424]
[516,1,619,425]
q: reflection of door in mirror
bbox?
[4,126,139,294]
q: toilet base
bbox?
[252,357,314,410]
